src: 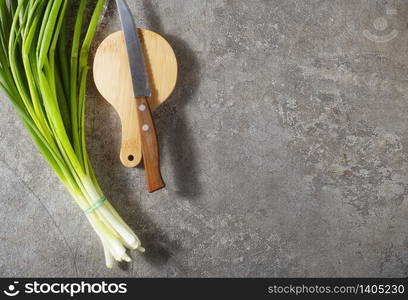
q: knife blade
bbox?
[116,0,151,97]
[116,0,165,192]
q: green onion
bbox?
[0,0,144,268]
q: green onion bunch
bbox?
[0,0,144,268]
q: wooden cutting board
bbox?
[93,29,177,167]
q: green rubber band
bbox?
[84,196,107,215]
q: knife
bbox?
[116,0,165,192]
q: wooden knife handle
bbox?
[135,96,165,192]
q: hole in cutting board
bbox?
[128,155,134,161]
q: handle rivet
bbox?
[142,124,150,132]
[138,104,146,111]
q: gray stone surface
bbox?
[1,0,408,277]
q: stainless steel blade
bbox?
[116,0,151,97]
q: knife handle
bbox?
[135,96,165,192]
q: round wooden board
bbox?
[93,29,177,167]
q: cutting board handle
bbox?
[119,98,141,167]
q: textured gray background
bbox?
[1,0,408,277]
